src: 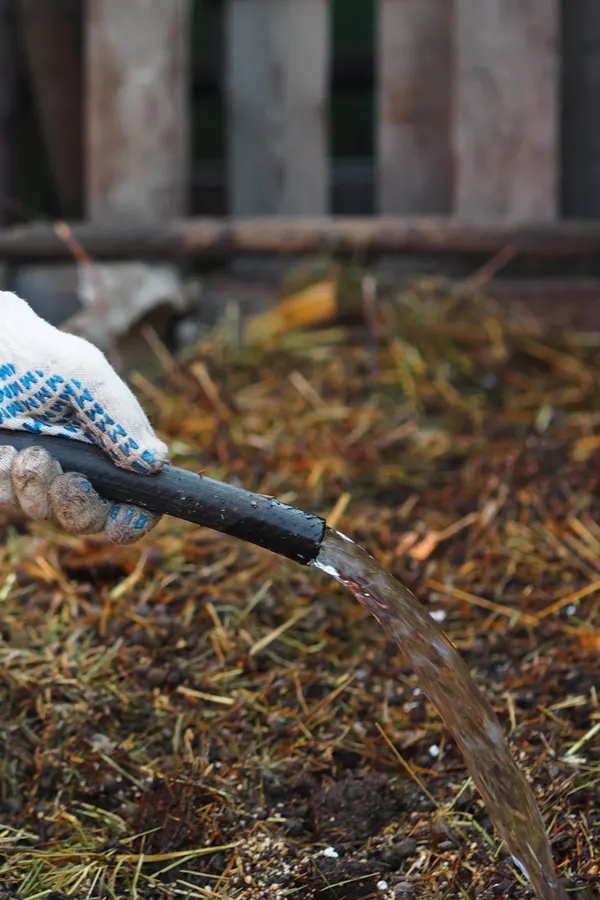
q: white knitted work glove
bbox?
[0,292,168,544]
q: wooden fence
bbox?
[3,1,600,256]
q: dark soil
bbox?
[0,292,598,898]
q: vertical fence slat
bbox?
[376,0,452,215]
[225,0,329,216]
[86,0,190,222]
[18,0,83,217]
[454,0,559,221]
[0,0,16,227]
[561,1,600,217]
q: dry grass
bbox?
[0,283,597,898]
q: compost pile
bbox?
[0,287,597,899]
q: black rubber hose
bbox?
[0,429,327,565]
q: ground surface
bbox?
[0,287,598,898]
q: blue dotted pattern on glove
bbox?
[0,363,157,475]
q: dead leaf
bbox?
[243,277,337,346]
[571,435,600,462]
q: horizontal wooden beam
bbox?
[3,217,600,263]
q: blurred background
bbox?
[1,1,600,364]
[1,7,600,897]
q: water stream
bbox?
[313,528,565,900]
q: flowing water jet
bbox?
[314,529,566,900]
[0,430,566,898]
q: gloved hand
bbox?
[0,292,168,544]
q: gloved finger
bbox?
[49,472,111,535]
[104,503,161,545]
[0,446,18,509]
[59,335,169,475]
[0,293,168,477]
[12,446,62,519]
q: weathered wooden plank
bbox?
[562,1,600,217]
[376,0,452,215]
[5,217,600,262]
[18,0,83,217]
[454,0,559,221]
[194,49,373,95]
[225,0,329,215]
[0,0,16,227]
[86,0,190,222]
